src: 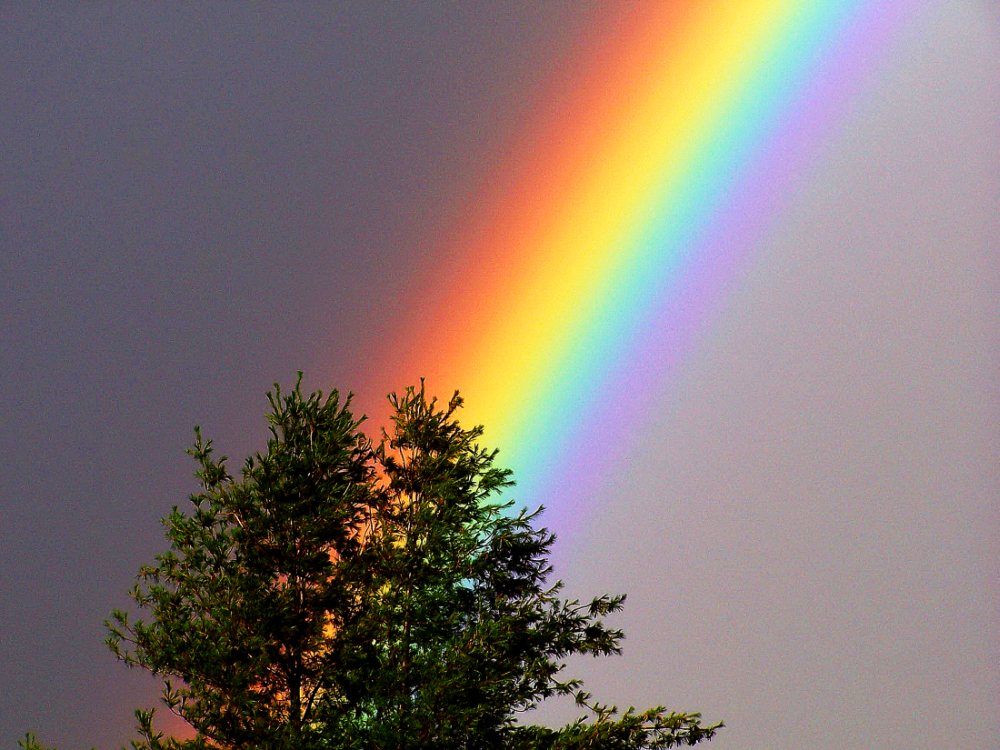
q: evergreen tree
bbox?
[98,377,720,749]
[106,377,374,749]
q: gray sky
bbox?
[1,3,996,748]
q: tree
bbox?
[106,378,374,749]
[99,377,720,749]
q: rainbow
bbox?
[369,0,923,534]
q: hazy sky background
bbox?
[1,3,996,748]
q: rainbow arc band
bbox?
[372,0,921,530]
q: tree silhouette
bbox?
[89,377,721,749]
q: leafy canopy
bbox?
[50,376,720,749]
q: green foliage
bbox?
[19,734,62,750]
[106,375,373,749]
[41,375,721,749]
